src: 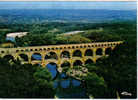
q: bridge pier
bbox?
[14,54,19,60]
[93,48,97,57]
[0,41,123,69]
[81,49,86,66]
[41,52,45,67]
[28,53,32,64]
[41,63,46,67]
[111,47,116,50]
[92,58,97,63]
[102,48,106,56]
[70,50,73,68]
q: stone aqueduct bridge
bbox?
[0,41,123,68]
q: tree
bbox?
[0,58,55,98]
[66,35,91,44]
[95,42,136,98]
[83,72,107,98]
[15,33,57,46]
[84,40,136,98]
[33,67,55,98]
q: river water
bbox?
[6,37,15,41]
[6,37,88,98]
[33,54,88,98]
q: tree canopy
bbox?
[0,58,55,98]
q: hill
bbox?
[0,9,136,24]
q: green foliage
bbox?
[73,66,80,70]
[33,67,55,98]
[55,36,69,44]
[84,72,107,98]
[85,64,98,72]
[0,58,55,98]
[34,67,53,84]
[0,21,136,98]
[13,21,135,47]
[106,43,136,98]
[62,67,69,73]
[29,24,48,34]
[85,41,136,98]
[15,33,57,46]
[0,29,11,43]
[66,35,92,44]
[84,31,121,42]
[0,21,135,47]
[82,21,136,98]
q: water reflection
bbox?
[60,80,70,88]
[72,79,81,87]
[32,54,42,60]
[46,63,57,79]
[47,63,88,98]
[32,53,88,98]
[6,36,88,98]
[60,73,66,78]
[6,37,15,42]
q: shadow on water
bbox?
[32,54,42,60]
[7,36,88,98]
[46,63,58,79]
[31,50,89,98]
[46,63,88,98]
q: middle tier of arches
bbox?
[13,47,113,67]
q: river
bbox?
[6,37,88,98]
[32,54,88,98]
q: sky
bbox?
[0,1,136,10]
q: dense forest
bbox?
[0,58,55,98]
[0,20,136,98]
[0,21,136,46]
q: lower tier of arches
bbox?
[20,55,105,68]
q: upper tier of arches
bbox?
[0,41,122,54]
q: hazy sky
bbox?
[0,1,136,10]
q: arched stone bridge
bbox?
[0,41,123,68]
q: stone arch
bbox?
[85,49,93,56]
[46,62,57,67]
[96,48,103,55]
[105,47,112,55]
[3,55,14,61]
[31,53,42,61]
[61,61,71,67]
[18,54,28,61]
[45,52,58,60]
[73,60,83,66]
[60,51,70,58]
[85,59,94,65]
[73,50,82,57]
[1,51,5,53]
